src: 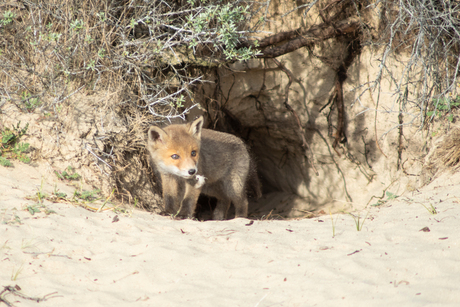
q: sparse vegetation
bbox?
[73,189,101,202]
[0,156,12,167]
[385,192,398,201]
[0,122,30,166]
[427,95,460,122]
[23,180,57,215]
[0,0,260,121]
[25,205,41,215]
[52,185,67,200]
[421,203,438,215]
[1,211,21,225]
[23,203,56,216]
[1,10,16,26]
[20,91,42,112]
[11,263,24,281]
[423,128,460,176]
[371,191,400,207]
[25,184,124,216]
[54,166,81,181]
[329,209,339,238]
[348,210,370,232]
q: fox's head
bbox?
[147,116,203,179]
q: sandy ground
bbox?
[1,163,460,307]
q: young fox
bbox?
[147,116,260,220]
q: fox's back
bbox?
[197,129,250,183]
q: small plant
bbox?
[385,191,398,200]
[113,207,129,215]
[24,185,59,215]
[73,189,101,202]
[70,19,84,32]
[52,185,67,199]
[97,12,107,22]
[36,178,46,204]
[53,191,67,198]
[1,11,16,26]
[24,179,57,215]
[25,189,46,204]
[427,95,460,122]
[185,3,260,61]
[0,156,12,167]
[329,209,339,237]
[2,213,21,225]
[0,122,30,166]
[85,35,94,43]
[36,190,47,204]
[371,191,399,206]
[13,214,21,224]
[54,166,81,180]
[25,205,41,215]
[47,32,62,42]
[97,48,106,59]
[11,263,24,281]
[13,143,31,163]
[1,121,28,146]
[97,188,115,212]
[421,203,437,215]
[348,210,370,231]
[129,18,138,29]
[173,95,185,108]
[86,59,96,71]
[25,180,55,214]
[20,91,41,112]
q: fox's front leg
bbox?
[178,181,201,219]
[161,174,184,215]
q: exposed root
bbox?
[423,128,460,183]
[272,58,319,176]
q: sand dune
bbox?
[1,164,460,306]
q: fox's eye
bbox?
[191,150,197,157]
[171,154,179,160]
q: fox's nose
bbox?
[188,169,196,175]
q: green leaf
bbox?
[386,191,398,200]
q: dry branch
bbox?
[257,18,359,58]
[0,285,59,307]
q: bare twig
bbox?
[0,285,60,307]
[357,0,460,133]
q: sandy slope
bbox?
[1,163,460,307]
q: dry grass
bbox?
[422,127,460,186]
[426,128,460,172]
[0,0,260,209]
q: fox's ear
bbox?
[148,126,168,144]
[188,116,204,139]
